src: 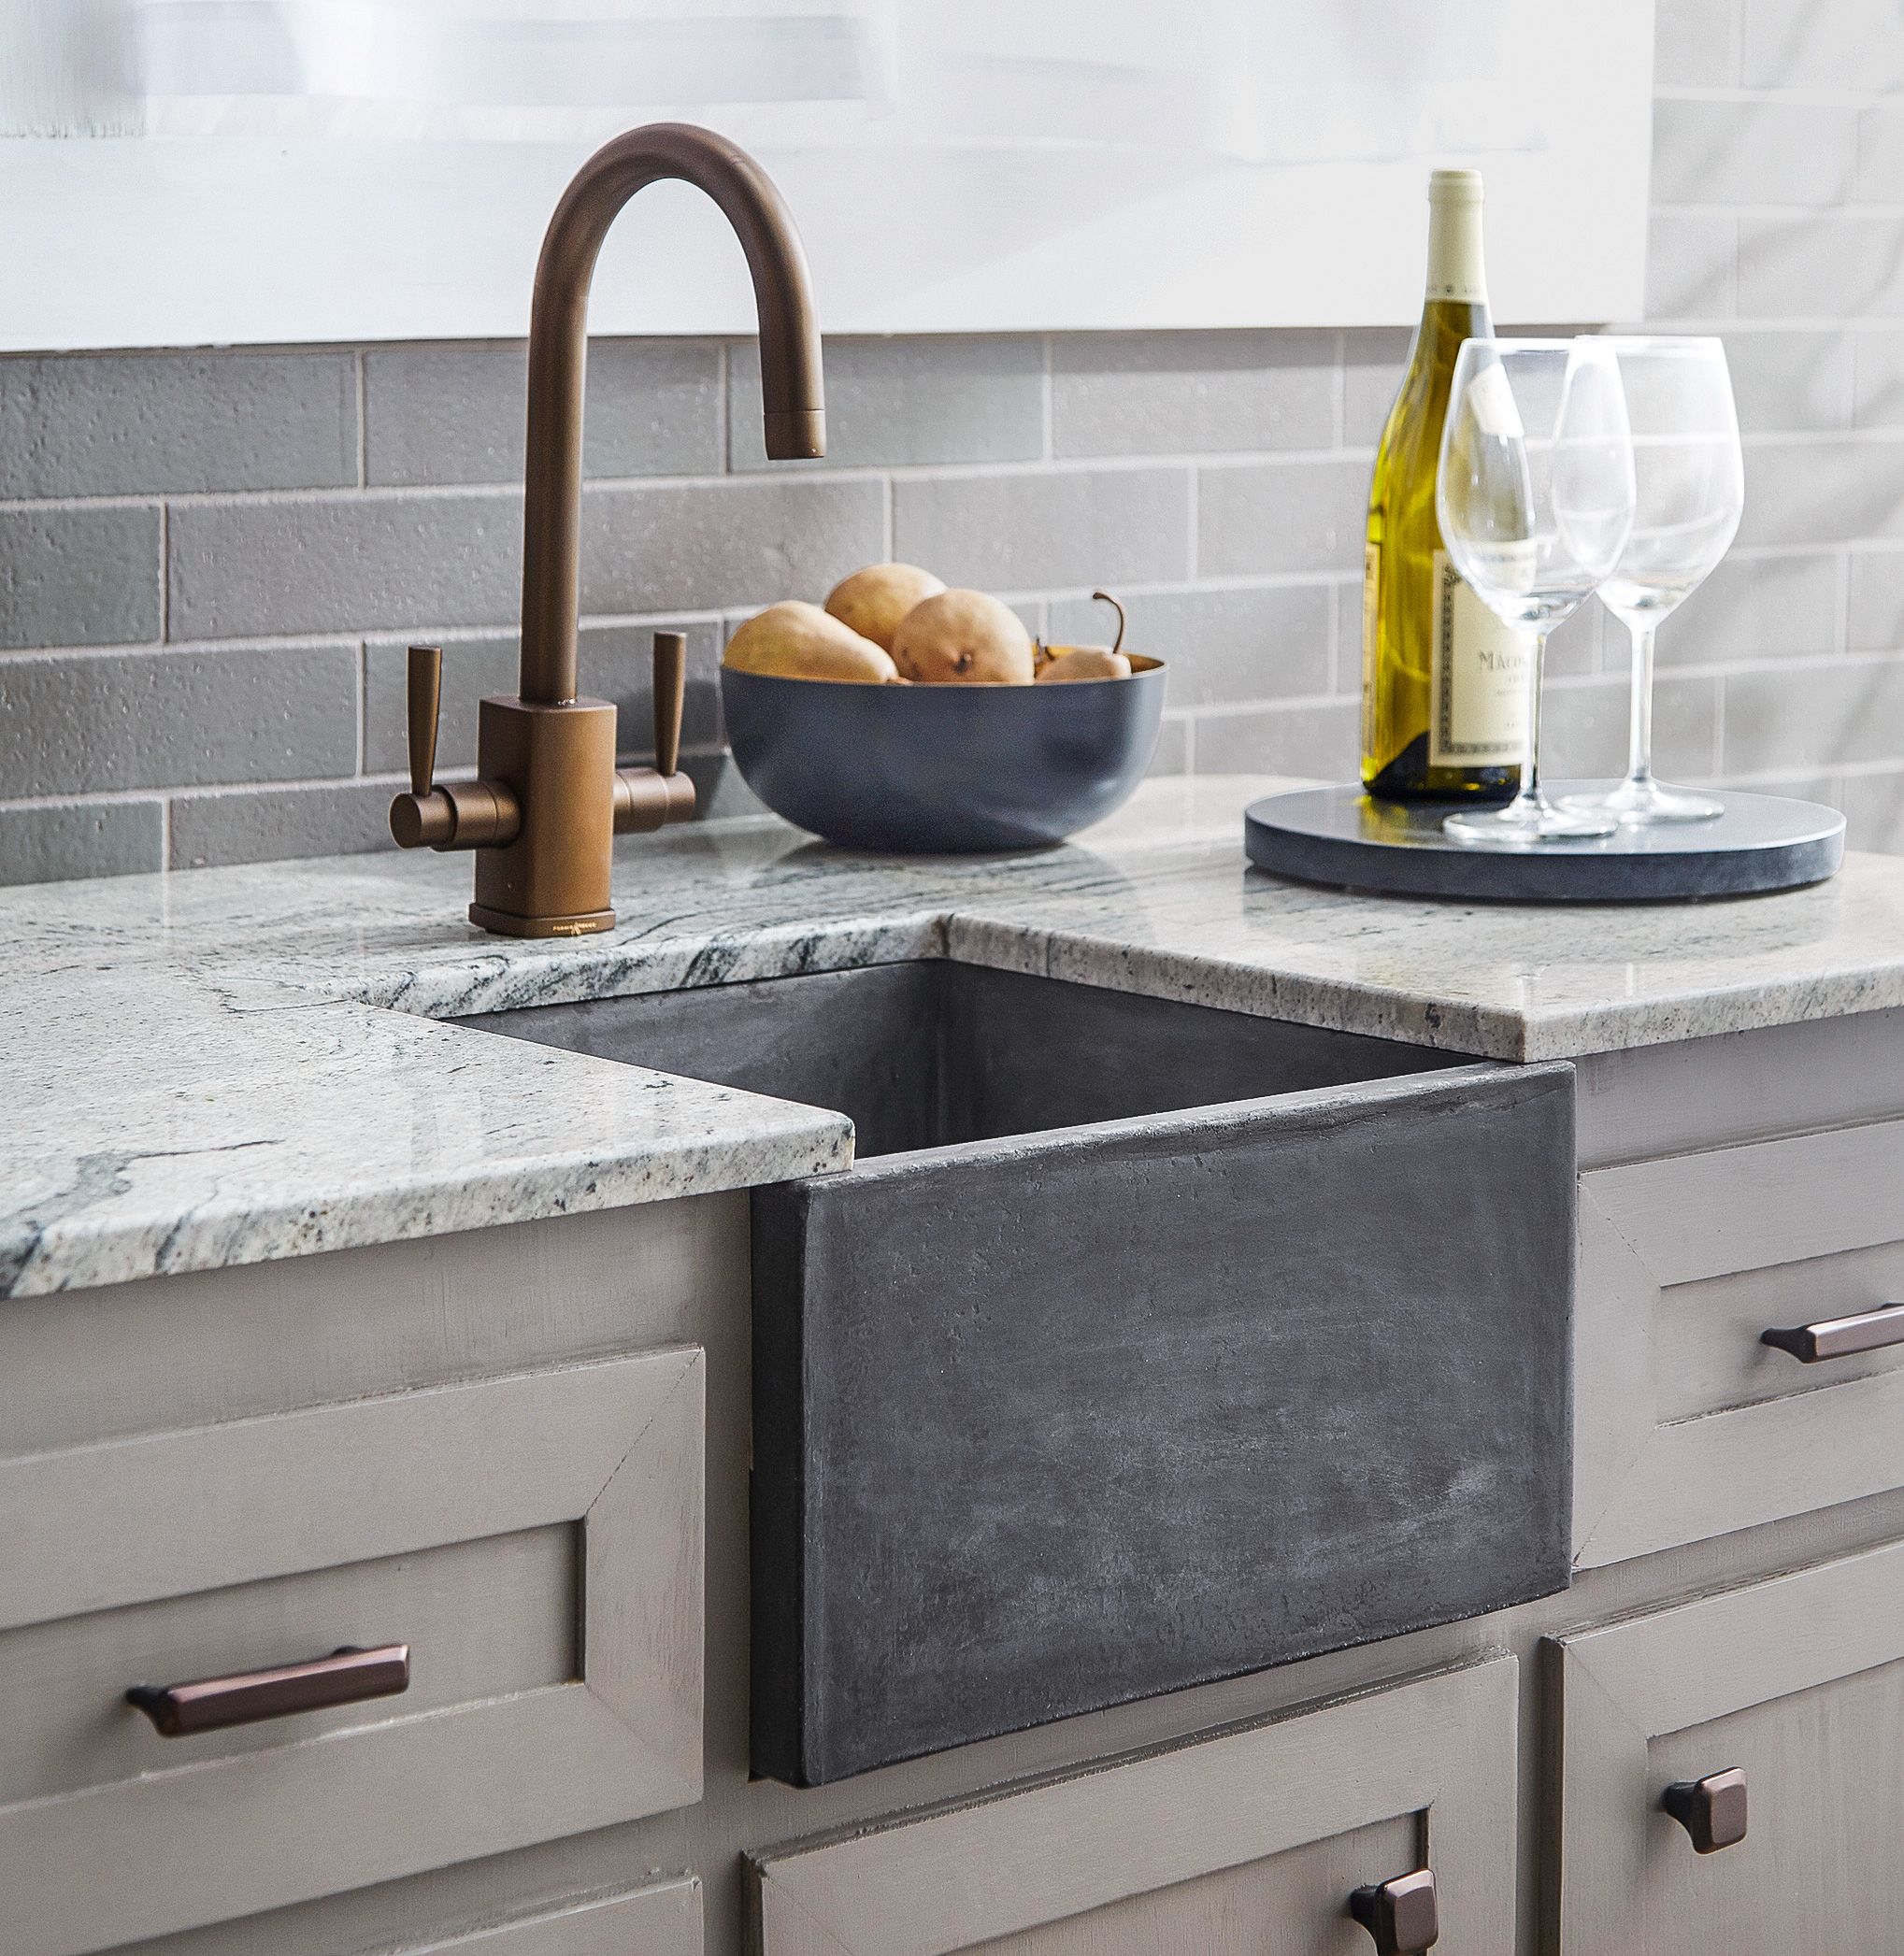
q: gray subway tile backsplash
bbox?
[7,1,1904,887]
[1741,0,1904,92]
[893,466,1191,592]
[1542,672,1724,780]
[1047,584,1331,707]
[577,476,884,613]
[1738,435,1904,548]
[1194,698,1359,779]
[1340,331,1411,448]
[365,341,723,487]
[729,336,1044,471]
[169,779,396,870]
[0,644,357,799]
[0,352,357,499]
[1051,331,1337,459]
[0,506,161,650]
[1651,99,1857,207]
[1645,209,1738,319]
[1656,0,1739,85]
[1848,549,1904,650]
[169,493,524,642]
[1197,457,1367,578]
[0,798,165,885]
[1737,211,1904,319]
[1723,328,1854,432]
[1723,656,1904,771]
[1667,551,1843,664]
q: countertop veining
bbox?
[11,772,1904,1299]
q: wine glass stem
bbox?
[1624,621,1657,791]
[1522,627,1552,807]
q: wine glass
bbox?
[1562,337,1743,823]
[1436,337,1636,846]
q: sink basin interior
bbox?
[466,962,1465,1157]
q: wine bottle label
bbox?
[1428,550,1530,765]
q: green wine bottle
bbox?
[1360,169,1525,802]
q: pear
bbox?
[723,602,897,683]
[891,589,1036,685]
[1036,647,1132,683]
[824,563,946,651]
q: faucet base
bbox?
[468,901,617,939]
[467,693,620,938]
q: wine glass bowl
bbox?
[1434,338,1637,846]
[1561,336,1744,826]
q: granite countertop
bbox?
[11,771,1904,1300]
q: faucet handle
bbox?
[652,631,685,778]
[408,644,442,797]
[389,644,459,849]
[611,631,696,836]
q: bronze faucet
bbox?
[390,123,825,936]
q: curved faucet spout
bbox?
[519,122,826,706]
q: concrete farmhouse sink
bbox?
[475,963,1575,1785]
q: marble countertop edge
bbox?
[1,1116,854,1300]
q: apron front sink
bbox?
[473,962,1575,1786]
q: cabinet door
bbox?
[0,1349,704,1956]
[1575,1118,1904,1567]
[750,1655,1516,1956]
[1550,1536,1904,1951]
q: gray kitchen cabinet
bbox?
[1548,1535,1904,1953]
[0,1348,705,1956]
[748,1655,1517,1956]
[1573,1115,1904,1567]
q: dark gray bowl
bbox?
[721,656,1166,853]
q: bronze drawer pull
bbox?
[1762,1303,1904,1363]
[126,1643,409,1737]
[1663,1768,1748,1853]
[1350,1868,1439,1953]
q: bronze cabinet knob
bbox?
[1663,1769,1748,1853]
[1350,1868,1439,1953]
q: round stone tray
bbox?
[1243,783,1845,902]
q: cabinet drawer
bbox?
[405,1877,701,1953]
[1575,1118,1904,1566]
[0,1349,704,1956]
[751,1653,1517,1956]
[1549,1536,1904,1952]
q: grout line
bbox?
[155,501,169,643]
[0,787,177,812]
[353,640,367,776]
[0,449,1391,517]
[716,340,731,475]
[354,350,367,488]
